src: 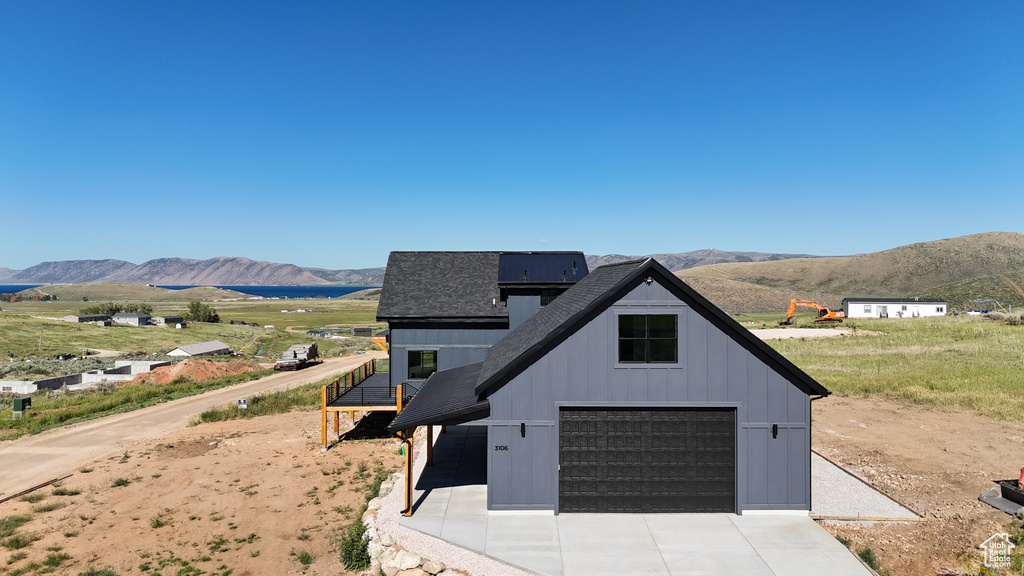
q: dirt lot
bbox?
[2,391,1020,576]
[0,411,402,576]
[814,396,1024,575]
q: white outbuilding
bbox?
[842,297,947,319]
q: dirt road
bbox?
[0,351,385,499]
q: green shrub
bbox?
[43,552,71,567]
[292,549,314,566]
[112,478,129,487]
[339,521,370,570]
[33,501,66,513]
[856,547,880,570]
[3,533,36,550]
[0,515,31,538]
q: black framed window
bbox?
[408,350,437,379]
[618,315,677,363]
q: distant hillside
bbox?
[0,267,15,281]
[677,232,1024,313]
[16,283,250,302]
[587,249,819,272]
[6,257,384,286]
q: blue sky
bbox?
[1,2,1021,270]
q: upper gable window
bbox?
[618,315,677,363]
[408,350,438,380]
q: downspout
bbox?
[394,428,414,516]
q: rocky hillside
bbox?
[587,249,820,271]
[677,232,1024,313]
[6,257,385,286]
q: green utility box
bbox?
[13,397,31,412]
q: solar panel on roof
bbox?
[497,253,589,283]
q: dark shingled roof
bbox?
[497,252,589,284]
[474,258,831,398]
[388,361,489,431]
[376,252,506,321]
[475,259,649,396]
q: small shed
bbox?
[64,314,112,323]
[112,312,152,326]
[152,315,185,326]
[353,327,373,337]
[166,340,232,357]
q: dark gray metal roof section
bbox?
[376,252,506,321]
[475,258,831,398]
[388,361,489,431]
[497,252,589,284]
[842,297,946,303]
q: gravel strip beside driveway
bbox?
[811,451,919,519]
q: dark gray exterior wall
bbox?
[485,280,811,513]
[390,327,508,388]
[507,295,541,331]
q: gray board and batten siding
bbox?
[484,278,815,514]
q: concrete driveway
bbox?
[400,426,873,576]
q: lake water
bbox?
[0,285,377,299]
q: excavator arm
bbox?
[781,299,844,325]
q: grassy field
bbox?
[0,369,273,440]
[766,315,1024,421]
[0,291,385,367]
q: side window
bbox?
[618,315,677,363]
[408,350,437,380]
[937,306,944,313]
[863,305,872,313]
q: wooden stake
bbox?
[320,385,328,448]
[427,425,434,466]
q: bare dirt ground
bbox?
[814,396,1024,575]
[0,352,386,500]
[0,410,402,576]
[754,327,853,340]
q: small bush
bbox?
[33,501,66,513]
[19,493,45,503]
[0,515,31,538]
[43,552,71,567]
[52,486,81,496]
[150,516,165,529]
[857,547,880,570]
[112,478,130,487]
[3,533,37,550]
[339,521,370,570]
[293,549,313,566]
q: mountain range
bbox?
[0,250,817,287]
[4,233,1024,313]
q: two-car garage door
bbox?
[558,407,735,513]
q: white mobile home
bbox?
[842,298,947,319]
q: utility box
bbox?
[13,397,31,412]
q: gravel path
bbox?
[811,451,919,519]
[753,327,853,340]
[375,436,533,576]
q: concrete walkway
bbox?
[400,426,873,576]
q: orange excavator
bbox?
[780,299,845,325]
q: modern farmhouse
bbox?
[386,254,830,515]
